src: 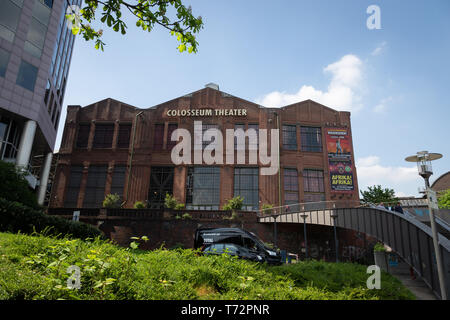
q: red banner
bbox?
[325,128,354,193]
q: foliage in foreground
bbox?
[0,198,103,240]
[222,196,244,212]
[66,0,203,53]
[0,160,39,209]
[103,194,122,209]
[438,189,450,209]
[0,232,414,300]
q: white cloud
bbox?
[373,96,393,113]
[371,41,387,56]
[255,54,363,112]
[356,156,422,197]
[395,191,409,198]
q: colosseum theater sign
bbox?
[166,108,247,117]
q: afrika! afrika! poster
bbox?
[325,128,354,193]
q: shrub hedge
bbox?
[0,160,39,209]
[0,232,415,300]
[0,197,103,240]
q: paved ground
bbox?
[387,260,438,300]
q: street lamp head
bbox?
[405,151,443,185]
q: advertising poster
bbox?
[325,128,354,193]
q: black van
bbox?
[194,227,282,265]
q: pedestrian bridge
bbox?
[257,201,450,300]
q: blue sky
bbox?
[58,0,450,197]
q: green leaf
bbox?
[71,26,80,35]
[107,15,113,27]
[130,242,139,250]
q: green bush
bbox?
[0,198,103,240]
[261,204,273,215]
[268,260,414,300]
[222,196,244,212]
[181,213,192,220]
[164,194,185,210]
[0,160,39,209]
[103,194,122,208]
[373,243,386,252]
[438,189,450,209]
[0,232,415,300]
[133,201,147,209]
[175,203,185,210]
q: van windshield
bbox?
[248,232,273,251]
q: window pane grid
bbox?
[0,0,21,42]
[153,124,164,150]
[186,167,220,209]
[303,169,325,202]
[110,165,126,199]
[234,167,259,211]
[117,124,131,148]
[93,124,114,148]
[64,165,82,207]
[166,124,178,150]
[83,166,107,208]
[284,168,299,204]
[283,125,297,150]
[0,48,10,78]
[301,126,322,152]
[148,167,174,208]
[16,60,38,91]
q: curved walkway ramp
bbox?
[257,201,450,300]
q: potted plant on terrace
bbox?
[261,204,274,215]
[103,194,121,209]
[222,196,244,220]
[373,242,389,272]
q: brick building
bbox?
[432,171,450,194]
[50,84,360,210]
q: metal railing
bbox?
[257,201,450,300]
[46,207,257,221]
[257,200,364,217]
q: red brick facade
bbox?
[50,86,359,209]
[432,171,450,194]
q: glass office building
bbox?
[0,0,80,204]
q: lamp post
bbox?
[273,212,279,249]
[405,151,447,300]
[300,213,308,259]
[331,212,339,263]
